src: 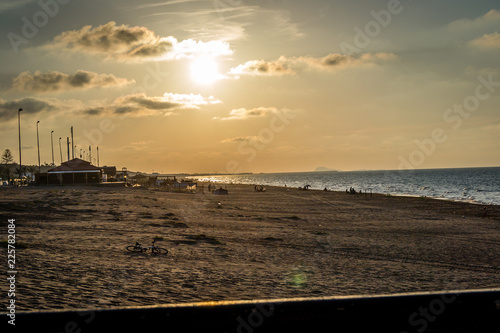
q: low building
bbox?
[47,158,102,185]
[101,166,117,182]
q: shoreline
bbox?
[191,167,500,206]
[196,181,500,207]
[2,181,499,207]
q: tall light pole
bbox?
[18,108,22,180]
[59,137,63,164]
[66,137,70,161]
[71,126,74,159]
[97,146,99,167]
[51,130,55,166]
[36,120,41,176]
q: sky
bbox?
[0,0,499,174]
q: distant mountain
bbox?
[314,167,338,172]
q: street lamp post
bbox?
[51,130,55,166]
[18,108,22,182]
[36,121,41,177]
[59,138,63,164]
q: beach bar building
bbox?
[47,158,102,185]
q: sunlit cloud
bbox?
[229,52,398,77]
[229,57,295,77]
[47,21,233,62]
[82,93,221,117]
[163,93,221,108]
[174,39,233,58]
[221,136,258,143]
[10,70,134,93]
[469,31,500,49]
[213,107,280,120]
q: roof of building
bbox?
[48,158,101,173]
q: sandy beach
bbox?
[0,184,499,312]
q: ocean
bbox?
[193,167,500,206]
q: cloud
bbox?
[0,0,36,14]
[82,93,221,117]
[0,97,71,121]
[0,92,221,120]
[51,21,157,53]
[213,107,281,120]
[469,31,500,49]
[11,70,134,93]
[229,57,295,76]
[48,21,233,62]
[229,52,398,77]
[221,136,258,143]
[163,93,221,109]
[449,9,500,31]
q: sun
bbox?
[190,57,221,84]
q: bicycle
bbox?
[126,239,168,255]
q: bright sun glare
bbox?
[190,57,220,84]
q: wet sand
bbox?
[0,184,499,311]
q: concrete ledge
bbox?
[10,289,500,332]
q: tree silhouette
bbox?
[1,149,14,184]
[1,149,14,164]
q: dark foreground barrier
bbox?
[9,289,500,332]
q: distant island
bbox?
[314,167,338,172]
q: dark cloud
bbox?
[230,57,295,76]
[82,93,219,118]
[127,38,174,57]
[82,108,105,116]
[48,22,232,62]
[53,21,157,54]
[12,70,133,93]
[125,94,180,110]
[230,53,398,76]
[0,97,57,121]
[320,54,349,67]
